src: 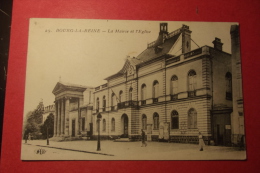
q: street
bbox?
[21,140,246,160]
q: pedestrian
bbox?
[141,129,147,147]
[28,133,31,141]
[25,134,28,143]
[198,132,205,151]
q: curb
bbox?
[24,143,114,156]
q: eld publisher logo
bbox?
[34,148,46,155]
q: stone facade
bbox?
[50,23,243,146]
[92,23,234,145]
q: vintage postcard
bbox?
[21,19,246,160]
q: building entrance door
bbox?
[72,119,75,137]
[213,113,231,146]
[121,114,128,138]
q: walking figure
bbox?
[141,129,147,147]
[25,134,28,143]
[28,133,31,141]
[198,132,205,151]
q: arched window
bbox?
[111,93,116,106]
[129,88,133,101]
[111,93,116,111]
[171,75,178,95]
[119,90,123,102]
[141,84,147,100]
[153,113,159,130]
[102,119,106,132]
[96,97,100,112]
[111,118,115,131]
[171,110,179,129]
[153,80,159,98]
[103,96,106,111]
[188,108,197,129]
[142,114,147,130]
[188,70,197,97]
[226,72,232,100]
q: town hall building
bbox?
[51,23,244,146]
[91,23,233,145]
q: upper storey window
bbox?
[102,96,106,111]
[226,72,232,100]
[119,90,123,102]
[153,81,159,98]
[141,84,147,100]
[111,93,116,107]
[188,70,197,97]
[96,97,100,112]
[153,81,159,103]
[171,75,178,95]
[129,88,133,101]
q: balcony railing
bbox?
[117,102,125,109]
[188,91,196,97]
[153,98,158,103]
[141,100,146,106]
[117,101,138,109]
[171,94,178,101]
[111,106,115,111]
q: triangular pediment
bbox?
[52,82,88,95]
[52,82,66,95]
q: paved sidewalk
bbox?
[21,139,246,160]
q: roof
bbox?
[136,33,181,63]
[58,81,93,89]
[104,32,181,80]
[52,81,93,95]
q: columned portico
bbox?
[52,81,93,140]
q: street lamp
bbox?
[47,126,49,145]
[97,113,102,151]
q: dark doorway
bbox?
[72,119,76,137]
[121,114,128,138]
[213,113,231,146]
[89,123,93,137]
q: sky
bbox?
[23,19,237,115]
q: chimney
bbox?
[154,23,168,46]
[153,23,168,53]
[212,37,223,51]
[181,24,192,54]
[159,23,168,35]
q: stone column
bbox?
[61,98,64,136]
[65,98,70,136]
[54,101,57,137]
[57,99,61,136]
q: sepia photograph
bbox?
[21,19,246,160]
